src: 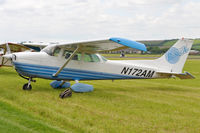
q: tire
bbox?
[23,83,32,90]
[59,88,72,99]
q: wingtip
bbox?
[110,37,147,52]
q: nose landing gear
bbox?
[23,78,33,90]
[19,74,36,91]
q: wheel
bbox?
[59,88,72,99]
[23,83,32,90]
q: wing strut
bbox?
[53,46,80,77]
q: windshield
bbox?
[42,45,57,56]
[98,54,107,62]
[84,53,101,62]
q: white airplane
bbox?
[0,43,32,66]
[3,37,194,98]
[0,42,49,67]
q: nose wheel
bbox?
[23,83,32,90]
[23,77,33,90]
[19,74,36,91]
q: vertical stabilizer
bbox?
[155,38,193,73]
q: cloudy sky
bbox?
[0,0,200,42]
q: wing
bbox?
[41,38,147,77]
[0,43,31,53]
[49,37,147,53]
[22,42,49,51]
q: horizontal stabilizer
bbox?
[157,71,195,79]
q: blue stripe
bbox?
[15,64,123,79]
[16,67,103,80]
[13,62,139,80]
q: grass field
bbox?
[0,58,200,132]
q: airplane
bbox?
[0,43,32,67]
[3,37,195,98]
[0,42,49,67]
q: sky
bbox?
[0,0,200,42]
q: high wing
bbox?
[0,43,31,53]
[22,42,50,51]
[41,37,147,77]
[50,37,147,53]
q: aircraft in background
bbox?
[0,43,31,66]
[3,37,195,98]
[0,42,49,67]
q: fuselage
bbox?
[12,51,159,81]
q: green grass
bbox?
[194,39,200,45]
[139,40,164,46]
[162,39,200,46]
[0,59,200,133]
[162,40,178,46]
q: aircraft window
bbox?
[63,50,71,59]
[53,47,61,57]
[84,53,100,62]
[91,54,100,62]
[73,53,81,61]
[101,55,107,61]
[63,50,81,61]
[84,54,92,62]
[42,45,56,56]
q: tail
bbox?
[155,38,194,73]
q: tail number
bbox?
[121,67,155,78]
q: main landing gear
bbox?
[19,74,36,91]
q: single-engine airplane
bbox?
[0,43,31,67]
[0,42,49,67]
[3,37,194,98]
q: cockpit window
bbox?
[84,54,92,62]
[91,54,100,62]
[42,46,61,57]
[63,50,81,61]
[53,47,61,57]
[84,53,100,62]
[42,46,103,63]
[100,55,107,62]
[42,45,56,56]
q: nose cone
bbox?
[2,54,12,59]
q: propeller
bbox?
[0,42,12,66]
